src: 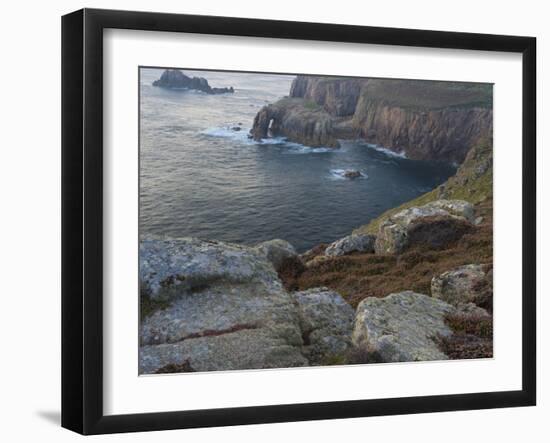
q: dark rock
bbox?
[343,170,362,179]
[153,69,234,94]
[250,98,340,148]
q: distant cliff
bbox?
[251,76,492,163]
[153,69,234,94]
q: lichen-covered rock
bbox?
[431,264,490,307]
[140,238,279,301]
[139,238,309,374]
[325,234,376,256]
[352,291,455,362]
[140,329,308,374]
[455,302,490,318]
[374,200,474,254]
[141,282,302,347]
[254,239,298,272]
[293,288,355,364]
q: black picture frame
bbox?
[61,8,536,435]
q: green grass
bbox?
[303,100,320,111]
[360,79,493,111]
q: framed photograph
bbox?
[61,8,536,435]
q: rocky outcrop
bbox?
[354,138,493,236]
[431,264,492,307]
[254,239,298,272]
[293,288,355,365]
[290,76,365,117]
[325,234,376,257]
[352,291,455,362]
[140,328,307,374]
[251,76,492,162]
[140,238,278,302]
[374,199,475,254]
[140,238,308,373]
[153,69,234,94]
[250,98,342,148]
[139,238,357,374]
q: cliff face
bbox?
[251,76,493,163]
[250,98,344,148]
[290,76,365,117]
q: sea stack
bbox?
[153,69,234,94]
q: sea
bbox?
[139,68,456,252]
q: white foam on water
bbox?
[201,126,338,154]
[329,169,368,181]
[200,126,253,144]
[366,143,407,159]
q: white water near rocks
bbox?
[140,68,456,252]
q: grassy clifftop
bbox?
[359,79,493,111]
[354,138,493,235]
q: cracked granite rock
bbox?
[139,238,307,374]
[352,291,455,362]
[374,199,475,254]
[292,288,355,364]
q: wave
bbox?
[366,143,407,159]
[200,126,253,144]
[201,126,337,154]
[329,169,368,180]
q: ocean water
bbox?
[139,68,456,252]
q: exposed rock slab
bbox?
[325,234,376,257]
[140,238,279,301]
[374,199,474,254]
[293,288,355,364]
[431,264,491,307]
[141,282,302,347]
[254,239,298,272]
[352,291,455,362]
[140,329,308,374]
[139,238,307,374]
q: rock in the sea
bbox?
[152,69,234,94]
[374,199,475,254]
[352,291,455,362]
[139,238,308,374]
[250,98,341,148]
[254,239,298,272]
[431,264,491,307]
[293,288,355,364]
[325,234,376,256]
[343,170,362,179]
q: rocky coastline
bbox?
[139,73,494,373]
[250,76,492,163]
[139,135,493,373]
